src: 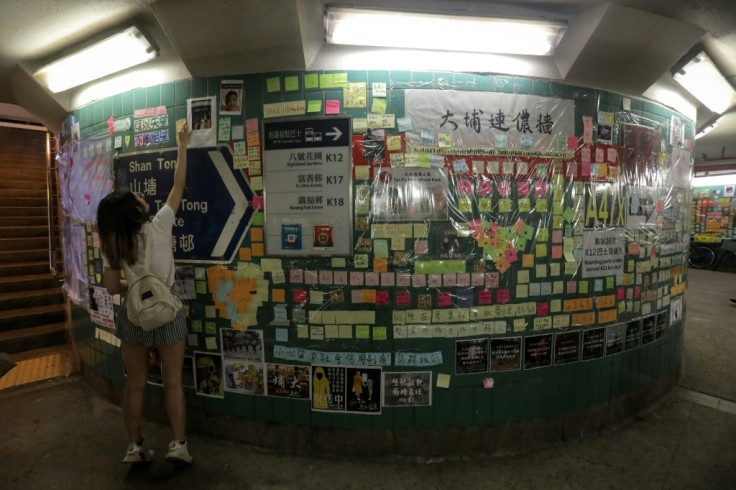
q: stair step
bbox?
[0,249,48,264]
[0,288,64,311]
[0,180,46,191]
[0,236,49,250]
[0,322,70,354]
[0,188,47,199]
[0,261,50,278]
[1,206,48,218]
[0,168,46,181]
[0,274,61,294]
[0,196,47,207]
[0,226,49,239]
[0,216,48,227]
[0,303,67,331]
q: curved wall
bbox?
[68,69,692,455]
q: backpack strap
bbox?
[143,222,153,271]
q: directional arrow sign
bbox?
[115,146,253,263]
[326,126,342,141]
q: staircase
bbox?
[0,126,68,355]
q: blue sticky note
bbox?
[276,328,289,342]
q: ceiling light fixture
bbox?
[672,50,736,114]
[33,26,159,94]
[324,6,567,56]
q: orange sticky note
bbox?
[362,289,376,303]
[239,247,252,261]
[251,227,264,242]
[252,242,264,257]
[373,257,388,272]
[522,254,534,268]
[272,288,285,302]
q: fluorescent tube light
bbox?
[672,51,736,114]
[33,26,158,93]
[325,6,567,56]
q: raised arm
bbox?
[166,123,192,214]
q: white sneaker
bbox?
[122,440,154,463]
[164,439,192,467]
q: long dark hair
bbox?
[96,190,149,269]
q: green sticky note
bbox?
[267,76,281,92]
[356,325,370,339]
[374,239,389,258]
[195,280,207,294]
[190,319,202,333]
[284,76,299,91]
[478,197,492,212]
[304,73,319,89]
[579,281,589,294]
[518,198,531,213]
[499,199,511,213]
[458,197,472,213]
[307,99,322,113]
[372,326,387,340]
[333,73,348,86]
[251,211,265,226]
[319,73,333,88]
[536,243,548,257]
[536,199,548,212]
[563,207,576,223]
[606,276,615,289]
[205,321,217,335]
[371,97,387,114]
[537,229,549,242]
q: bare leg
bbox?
[121,341,150,443]
[158,339,186,441]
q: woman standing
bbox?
[97,123,192,466]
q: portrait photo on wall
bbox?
[194,351,224,398]
[220,79,243,115]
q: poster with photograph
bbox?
[182,355,195,388]
[626,186,659,229]
[194,352,224,398]
[582,328,605,361]
[641,314,656,345]
[174,266,196,300]
[221,328,264,362]
[455,338,489,374]
[382,372,432,407]
[224,360,265,395]
[725,185,735,198]
[311,365,346,412]
[490,337,522,372]
[655,310,668,339]
[88,285,114,330]
[670,296,683,326]
[220,80,243,115]
[346,366,381,414]
[605,323,626,356]
[554,331,580,365]
[371,167,451,222]
[625,319,641,350]
[266,364,310,399]
[187,96,216,147]
[524,334,552,369]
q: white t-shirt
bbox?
[102,204,176,287]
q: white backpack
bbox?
[126,223,183,331]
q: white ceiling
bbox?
[1,0,735,169]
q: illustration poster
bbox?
[266,364,310,399]
[88,285,114,330]
[220,80,243,115]
[490,337,522,372]
[194,352,224,398]
[187,96,216,147]
[582,328,605,361]
[174,266,197,300]
[641,315,656,345]
[605,323,626,356]
[625,320,641,350]
[670,296,683,326]
[524,334,552,369]
[455,338,489,374]
[221,328,264,363]
[554,331,580,365]
[346,366,381,414]
[311,365,346,411]
[382,372,432,407]
[224,360,265,395]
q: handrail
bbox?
[46,132,60,276]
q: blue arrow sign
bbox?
[115,146,253,263]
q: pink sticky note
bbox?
[486,272,500,288]
[483,377,495,389]
[566,281,577,294]
[253,195,264,210]
[537,302,549,316]
[318,270,333,285]
[351,290,364,304]
[380,272,395,286]
[326,99,340,114]
[289,269,303,283]
[534,182,547,197]
[616,287,625,301]
[583,116,593,144]
[246,118,259,132]
[496,289,510,304]
[414,240,429,255]
[457,179,473,195]
[305,270,318,284]
[456,273,470,287]
[479,290,493,305]
[504,248,518,263]
[437,292,452,307]
[428,274,442,288]
[333,271,348,285]
[365,272,379,286]
[396,290,411,307]
[517,181,530,196]
[477,180,493,196]
[580,163,591,178]
[551,245,563,259]
[350,271,364,286]
[396,273,411,287]
[412,274,427,288]
[472,273,485,286]
[443,274,457,287]
[567,136,579,150]
[292,289,307,304]
[375,290,390,306]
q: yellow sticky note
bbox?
[356,325,371,339]
[251,243,264,257]
[355,166,370,180]
[517,270,530,283]
[372,326,387,340]
[272,289,285,302]
[310,290,324,305]
[499,199,512,213]
[284,76,299,91]
[325,324,339,338]
[516,284,529,298]
[535,244,548,257]
[250,176,263,191]
[195,281,207,294]
[518,198,531,213]
[239,247,251,261]
[536,199,548,212]
[331,258,346,268]
[297,324,309,338]
[267,76,281,92]
[304,73,318,89]
[436,373,451,388]
[307,99,322,113]
[371,98,387,114]
[579,281,589,294]
[338,324,352,338]
[250,227,264,242]
[386,135,402,151]
[205,337,218,350]
[522,254,534,268]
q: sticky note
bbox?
[436,373,451,388]
[325,99,340,114]
[307,100,322,113]
[267,77,281,92]
[371,98,387,114]
[284,76,299,91]
[373,326,387,340]
[205,337,218,350]
[355,325,370,339]
[304,73,318,89]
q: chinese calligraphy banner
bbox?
[405,90,575,149]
